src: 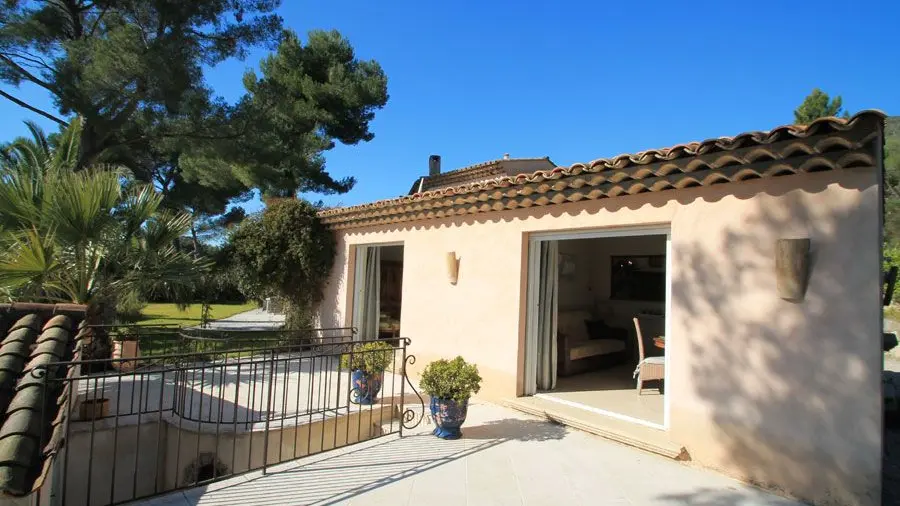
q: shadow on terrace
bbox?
[178,417,567,506]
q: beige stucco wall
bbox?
[162,406,391,490]
[317,168,882,506]
[64,422,164,506]
[59,406,393,506]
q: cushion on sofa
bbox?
[558,310,592,342]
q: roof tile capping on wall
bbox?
[0,303,88,498]
[320,111,885,230]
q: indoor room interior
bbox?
[352,244,404,341]
[542,234,667,426]
[378,245,404,340]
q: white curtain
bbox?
[353,246,381,340]
[536,240,559,391]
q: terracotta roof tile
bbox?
[409,157,556,194]
[321,111,886,229]
[0,318,41,421]
[0,304,86,497]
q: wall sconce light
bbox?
[446,251,460,285]
[775,238,810,302]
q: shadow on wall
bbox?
[670,184,881,505]
[318,240,349,330]
[319,173,858,338]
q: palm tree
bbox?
[1,119,80,173]
[0,120,208,310]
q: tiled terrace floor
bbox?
[136,403,803,506]
[540,365,664,426]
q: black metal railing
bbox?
[100,323,353,360]
[32,325,424,506]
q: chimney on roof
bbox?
[429,155,441,176]
[503,153,510,160]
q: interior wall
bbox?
[379,245,404,262]
[557,239,594,310]
[589,236,667,336]
[558,236,667,340]
[588,235,668,300]
[379,245,404,325]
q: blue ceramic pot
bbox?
[350,370,383,405]
[430,397,469,439]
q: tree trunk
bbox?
[76,121,102,170]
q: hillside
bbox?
[887,116,900,141]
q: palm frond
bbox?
[127,246,212,304]
[23,121,50,156]
[4,125,51,175]
[141,210,194,250]
[0,160,45,231]
[51,118,83,171]
[0,119,211,308]
[0,228,62,298]
[45,167,122,245]
[118,184,164,239]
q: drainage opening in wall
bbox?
[183,453,229,485]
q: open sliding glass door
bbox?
[524,239,559,395]
[351,245,381,340]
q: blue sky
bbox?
[2,0,898,213]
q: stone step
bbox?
[505,396,688,460]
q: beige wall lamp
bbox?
[446,251,460,285]
[775,238,810,301]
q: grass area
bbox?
[137,302,258,326]
[128,302,299,358]
[888,305,900,323]
[133,327,333,359]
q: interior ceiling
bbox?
[379,244,404,262]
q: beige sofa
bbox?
[557,310,626,377]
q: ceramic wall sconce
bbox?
[775,238,810,301]
[446,252,459,285]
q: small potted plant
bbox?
[419,356,482,440]
[341,341,394,405]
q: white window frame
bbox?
[524,226,672,431]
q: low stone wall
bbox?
[61,405,397,506]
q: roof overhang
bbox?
[320,111,885,230]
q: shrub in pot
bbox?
[341,341,394,405]
[419,356,482,439]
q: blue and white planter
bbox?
[350,370,383,405]
[430,397,469,439]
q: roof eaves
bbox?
[320,111,885,229]
[0,306,85,498]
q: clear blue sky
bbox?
[2,0,898,213]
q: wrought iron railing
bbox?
[32,325,424,506]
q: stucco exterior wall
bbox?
[64,422,164,506]
[316,168,882,506]
[59,406,392,506]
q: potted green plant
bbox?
[419,356,482,439]
[341,341,394,405]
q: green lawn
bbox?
[888,305,900,323]
[137,302,258,326]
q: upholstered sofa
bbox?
[557,310,627,377]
